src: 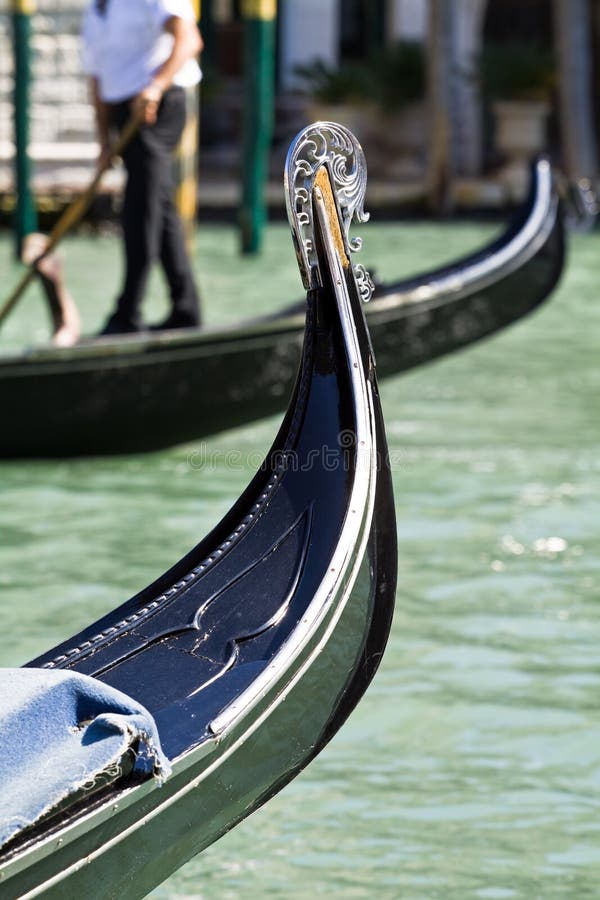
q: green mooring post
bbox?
[240,0,277,254]
[12,0,37,258]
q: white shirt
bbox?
[81,0,201,103]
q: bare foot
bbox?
[51,322,80,348]
[22,233,81,345]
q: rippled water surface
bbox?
[1,221,599,898]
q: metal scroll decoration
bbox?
[284,121,374,302]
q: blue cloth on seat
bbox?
[0,668,171,850]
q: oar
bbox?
[0,114,140,329]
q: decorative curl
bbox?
[284,121,372,299]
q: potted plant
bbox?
[480,42,555,162]
[295,42,427,177]
[367,41,427,175]
[294,58,376,145]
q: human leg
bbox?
[22,233,80,346]
[100,91,201,334]
[156,202,201,328]
[99,102,167,334]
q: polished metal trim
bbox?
[0,126,380,896]
[284,121,372,297]
[373,159,557,313]
[210,173,377,736]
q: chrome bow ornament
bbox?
[285,122,374,302]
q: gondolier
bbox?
[81,0,203,335]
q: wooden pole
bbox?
[174,87,200,251]
[552,0,599,184]
[175,0,201,251]
[11,0,37,258]
[239,0,277,255]
[427,0,456,214]
[453,0,487,177]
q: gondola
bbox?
[0,157,564,458]
[0,124,397,899]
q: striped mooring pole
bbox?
[240,0,277,254]
[174,0,201,251]
[11,0,37,258]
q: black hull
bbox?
[0,159,564,458]
[0,125,397,898]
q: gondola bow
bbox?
[0,123,397,899]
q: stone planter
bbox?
[492,100,550,198]
[303,100,427,179]
[376,101,427,178]
[493,100,550,158]
[305,101,379,154]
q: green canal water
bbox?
[0,221,599,898]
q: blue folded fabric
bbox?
[0,668,171,850]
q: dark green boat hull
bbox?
[0,161,564,457]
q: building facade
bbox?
[0,0,597,201]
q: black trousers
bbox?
[110,87,200,327]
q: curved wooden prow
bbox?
[313,166,351,270]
